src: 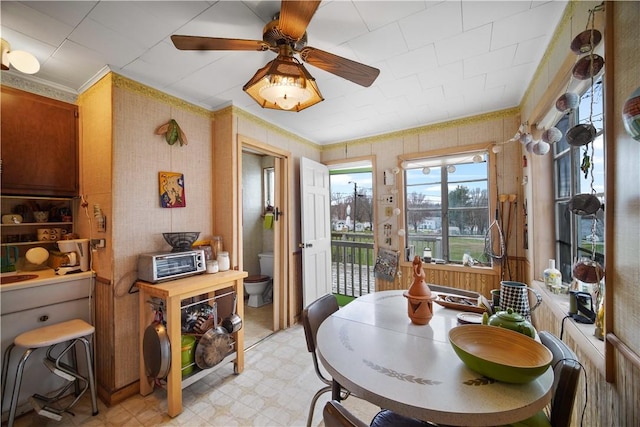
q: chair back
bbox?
[323,400,369,427]
[538,331,582,427]
[302,293,339,354]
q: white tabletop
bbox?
[316,290,553,426]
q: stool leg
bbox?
[7,348,35,427]
[78,337,98,416]
[1,343,16,412]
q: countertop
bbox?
[0,268,94,292]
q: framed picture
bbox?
[159,172,186,208]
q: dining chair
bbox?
[536,331,582,427]
[302,294,354,427]
[323,400,433,427]
[501,331,582,427]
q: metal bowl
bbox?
[449,325,552,384]
[162,232,200,251]
[570,29,602,55]
[572,54,604,80]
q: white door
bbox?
[300,157,332,308]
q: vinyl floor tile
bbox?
[9,324,381,427]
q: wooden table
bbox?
[316,290,554,426]
[137,270,247,417]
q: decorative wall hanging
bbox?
[155,119,188,146]
[159,172,186,208]
[622,86,640,141]
[373,248,399,282]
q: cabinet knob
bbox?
[39,315,49,322]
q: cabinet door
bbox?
[1,86,79,197]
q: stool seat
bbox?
[14,319,95,349]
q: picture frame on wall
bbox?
[159,172,186,208]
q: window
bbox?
[554,78,605,282]
[404,152,489,263]
[263,167,274,212]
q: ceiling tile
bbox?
[398,1,463,51]
[435,23,492,66]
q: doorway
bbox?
[238,135,291,349]
[326,158,377,304]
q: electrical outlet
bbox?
[380,194,394,205]
[91,239,106,249]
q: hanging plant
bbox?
[155,119,188,146]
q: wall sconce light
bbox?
[1,38,40,74]
[243,45,323,112]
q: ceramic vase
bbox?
[403,256,435,325]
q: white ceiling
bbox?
[1,1,568,145]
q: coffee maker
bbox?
[55,239,90,275]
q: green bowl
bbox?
[449,324,552,384]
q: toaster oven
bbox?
[137,249,206,283]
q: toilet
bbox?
[244,252,273,308]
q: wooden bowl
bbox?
[449,325,552,383]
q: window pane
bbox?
[556,201,573,281]
[556,154,571,199]
[405,153,488,264]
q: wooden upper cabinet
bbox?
[1,86,79,197]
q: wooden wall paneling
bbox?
[532,291,640,426]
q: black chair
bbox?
[323,332,582,427]
[537,331,582,427]
[302,294,354,427]
[323,400,432,427]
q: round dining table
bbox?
[316,290,553,426]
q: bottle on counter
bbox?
[543,259,562,293]
[217,251,230,272]
[210,236,223,259]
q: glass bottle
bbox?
[544,259,562,293]
[210,236,223,260]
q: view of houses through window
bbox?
[404,153,489,264]
[329,167,375,299]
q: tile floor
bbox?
[11,323,380,427]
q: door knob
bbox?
[298,243,313,248]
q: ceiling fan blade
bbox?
[171,35,269,51]
[300,47,380,87]
[278,0,321,41]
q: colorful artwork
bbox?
[159,172,186,208]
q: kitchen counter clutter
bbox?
[0,269,95,420]
[136,270,248,418]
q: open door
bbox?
[300,157,332,308]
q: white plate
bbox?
[26,247,49,265]
[457,312,484,325]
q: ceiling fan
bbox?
[171,0,380,112]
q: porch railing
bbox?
[331,234,375,297]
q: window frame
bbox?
[400,146,494,265]
[553,77,605,283]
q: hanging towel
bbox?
[263,213,274,229]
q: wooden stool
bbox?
[1,319,99,426]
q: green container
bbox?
[181,335,196,376]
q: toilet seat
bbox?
[245,275,270,283]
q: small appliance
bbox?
[55,239,90,275]
[568,290,596,324]
[137,250,205,283]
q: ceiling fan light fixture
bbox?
[243,55,323,112]
[260,75,311,110]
